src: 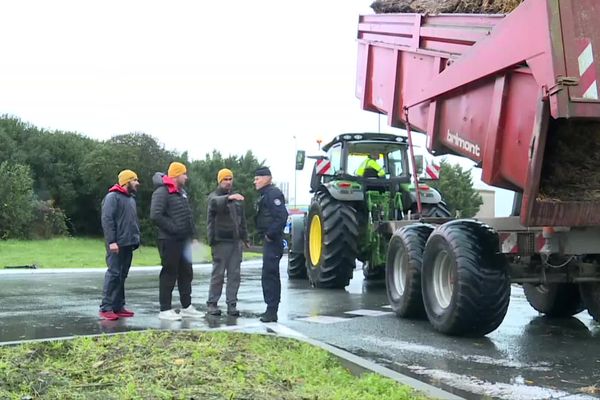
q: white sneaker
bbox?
[158,309,182,321]
[180,305,203,319]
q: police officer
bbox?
[254,166,288,322]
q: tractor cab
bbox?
[310,133,411,193]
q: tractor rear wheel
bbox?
[287,252,307,279]
[523,283,584,317]
[580,282,600,321]
[421,220,510,336]
[386,224,434,318]
[305,192,359,288]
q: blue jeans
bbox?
[100,245,134,312]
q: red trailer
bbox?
[356,0,600,335]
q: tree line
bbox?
[0,116,264,243]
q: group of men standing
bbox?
[98,162,288,324]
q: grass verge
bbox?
[0,238,261,269]
[0,331,431,400]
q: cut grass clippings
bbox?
[0,330,430,400]
[0,237,261,269]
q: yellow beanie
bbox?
[168,162,187,178]
[217,168,233,183]
[118,169,138,186]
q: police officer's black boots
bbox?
[227,303,240,317]
[206,302,221,316]
[259,309,278,323]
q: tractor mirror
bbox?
[295,150,306,170]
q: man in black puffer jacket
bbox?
[150,162,202,321]
[99,169,140,321]
[206,168,249,317]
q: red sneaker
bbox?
[114,308,135,318]
[99,311,119,321]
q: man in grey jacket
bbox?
[150,162,203,321]
[206,168,249,316]
[99,169,140,321]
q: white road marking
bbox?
[397,363,595,400]
[296,315,349,324]
[344,309,394,317]
[363,336,551,371]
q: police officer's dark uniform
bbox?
[254,167,288,322]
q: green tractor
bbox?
[288,132,451,288]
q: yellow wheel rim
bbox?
[309,214,322,266]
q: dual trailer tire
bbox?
[387,220,511,336]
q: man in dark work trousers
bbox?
[253,167,288,323]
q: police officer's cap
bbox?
[255,166,272,177]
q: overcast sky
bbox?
[0,0,513,215]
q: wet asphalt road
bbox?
[1,258,599,400]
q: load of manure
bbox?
[538,119,600,202]
[370,0,523,14]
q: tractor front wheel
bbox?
[305,192,359,288]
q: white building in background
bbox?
[475,189,496,218]
[275,181,290,203]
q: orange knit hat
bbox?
[168,162,187,178]
[118,169,138,186]
[217,168,233,183]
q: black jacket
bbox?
[255,184,288,240]
[150,172,196,240]
[101,185,140,247]
[207,186,248,246]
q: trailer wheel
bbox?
[287,252,307,279]
[421,202,452,218]
[422,220,510,336]
[579,283,600,321]
[523,283,584,317]
[386,224,434,317]
[305,192,359,288]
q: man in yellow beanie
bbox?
[168,162,187,180]
[206,168,249,316]
[99,169,140,321]
[150,161,202,321]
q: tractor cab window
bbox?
[346,141,408,178]
[327,143,342,174]
[388,148,407,177]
